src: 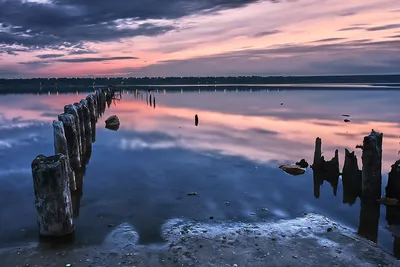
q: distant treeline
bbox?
[0,74,399,94]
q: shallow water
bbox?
[0,89,399,256]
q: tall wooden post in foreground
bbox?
[361,129,383,201]
[31,154,74,237]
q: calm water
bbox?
[0,89,399,256]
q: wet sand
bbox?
[1,214,398,267]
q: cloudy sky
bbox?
[0,0,399,78]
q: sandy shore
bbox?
[1,214,398,267]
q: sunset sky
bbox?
[0,0,399,78]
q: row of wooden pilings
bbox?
[31,88,115,239]
[312,129,400,253]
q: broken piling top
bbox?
[312,137,322,167]
[386,160,400,200]
[31,153,74,237]
[58,113,81,170]
[361,129,384,201]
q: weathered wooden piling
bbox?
[312,138,340,198]
[149,94,152,106]
[80,99,92,145]
[58,113,81,170]
[195,114,199,126]
[64,104,82,163]
[86,94,97,142]
[73,102,86,157]
[53,120,76,191]
[385,160,400,200]
[153,96,156,109]
[31,154,74,237]
[342,149,362,205]
[361,129,383,201]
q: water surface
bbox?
[0,89,399,256]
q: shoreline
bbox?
[1,213,398,266]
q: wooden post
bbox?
[58,113,81,170]
[361,129,383,201]
[153,95,156,109]
[80,99,92,145]
[385,160,400,200]
[53,120,76,191]
[312,138,340,198]
[73,102,86,157]
[93,92,98,122]
[86,94,97,143]
[342,149,362,205]
[64,104,82,161]
[31,154,74,237]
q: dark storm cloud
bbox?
[338,26,365,31]
[253,30,281,37]
[366,24,400,31]
[56,56,138,63]
[311,38,346,43]
[36,54,65,59]
[0,0,265,53]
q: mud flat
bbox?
[0,213,398,267]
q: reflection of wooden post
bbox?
[358,201,380,243]
[53,120,76,191]
[31,154,74,237]
[361,129,383,201]
[64,104,82,161]
[342,149,362,205]
[71,165,85,218]
[312,138,340,198]
[73,102,86,157]
[58,113,81,170]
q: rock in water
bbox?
[105,115,120,131]
[279,165,305,176]
[295,159,309,168]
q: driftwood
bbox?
[73,102,86,157]
[105,115,120,131]
[86,94,97,142]
[312,138,339,198]
[361,129,383,201]
[64,104,82,161]
[31,154,74,237]
[53,120,76,191]
[342,149,362,205]
[58,113,81,170]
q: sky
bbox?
[0,0,399,78]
